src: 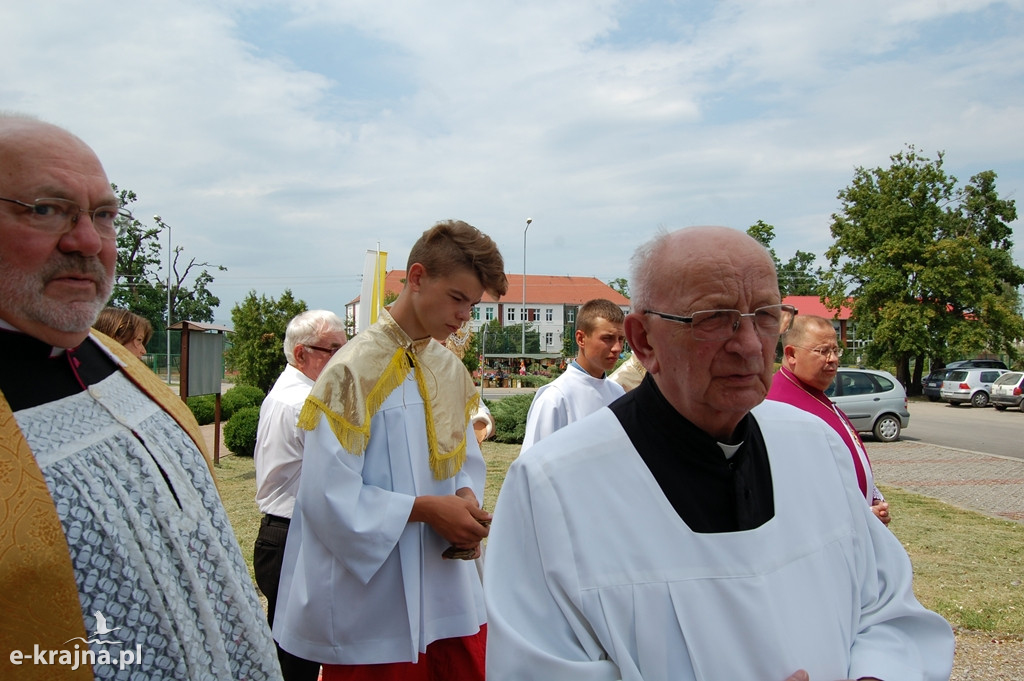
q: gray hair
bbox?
[284,310,346,364]
[628,228,671,313]
[629,226,777,313]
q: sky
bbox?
[4,0,1023,324]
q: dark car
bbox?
[922,359,1008,401]
[923,370,947,402]
[943,359,1008,370]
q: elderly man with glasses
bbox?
[484,226,952,681]
[0,113,282,679]
[767,314,890,525]
[253,309,347,681]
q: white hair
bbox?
[284,310,345,364]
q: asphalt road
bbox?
[899,398,1023,460]
[483,387,1023,460]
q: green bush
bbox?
[520,374,551,388]
[221,384,266,420]
[187,395,217,426]
[224,405,261,457]
[488,394,535,444]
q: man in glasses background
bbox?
[253,309,347,680]
[485,226,952,681]
[767,314,890,525]
[0,113,281,678]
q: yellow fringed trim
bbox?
[297,347,412,455]
[410,349,469,481]
[298,337,481,481]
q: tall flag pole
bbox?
[357,245,388,333]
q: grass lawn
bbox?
[215,441,1024,636]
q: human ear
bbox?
[624,314,657,374]
[406,262,427,291]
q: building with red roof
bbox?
[347,270,629,354]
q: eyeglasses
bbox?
[0,196,131,240]
[793,345,843,360]
[305,344,342,356]
[643,304,797,341]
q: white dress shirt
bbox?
[254,363,314,518]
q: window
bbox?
[507,308,516,322]
[520,308,527,321]
[546,308,553,321]
[545,332,553,348]
[471,306,480,320]
[567,309,575,323]
[485,307,494,321]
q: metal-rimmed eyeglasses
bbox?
[0,196,131,240]
[643,304,797,341]
[305,344,342,357]
[792,344,843,360]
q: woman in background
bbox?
[94,307,154,360]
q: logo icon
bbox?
[63,611,123,646]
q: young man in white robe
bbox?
[0,113,281,680]
[521,298,626,449]
[274,221,507,681]
[484,226,954,681]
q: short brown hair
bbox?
[94,307,154,347]
[406,220,508,298]
[576,298,625,335]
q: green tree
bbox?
[225,289,308,392]
[821,146,1024,390]
[778,251,823,296]
[746,220,782,271]
[109,186,227,358]
[607,277,630,298]
[747,220,823,297]
[474,319,539,356]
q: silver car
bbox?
[824,368,910,442]
[991,371,1024,411]
[939,368,1008,407]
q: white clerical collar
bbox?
[717,441,743,460]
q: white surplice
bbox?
[522,365,625,449]
[485,400,954,681]
[274,371,488,664]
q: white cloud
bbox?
[1,0,1021,321]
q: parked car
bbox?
[922,360,1008,402]
[991,371,1024,411]
[944,359,1008,370]
[939,368,1008,407]
[922,370,947,402]
[824,368,910,442]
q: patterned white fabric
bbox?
[16,371,281,680]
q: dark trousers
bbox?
[255,514,321,681]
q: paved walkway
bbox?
[867,440,1024,523]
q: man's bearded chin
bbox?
[9,254,114,335]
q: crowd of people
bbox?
[0,112,954,680]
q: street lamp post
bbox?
[155,215,171,384]
[480,325,487,398]
[522,217,532,356]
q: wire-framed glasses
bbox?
[793,344,843,359]
[305,344,342,357]
[0,196,131,240]
[643,304,797,341]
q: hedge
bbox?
[223,405,261,457]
